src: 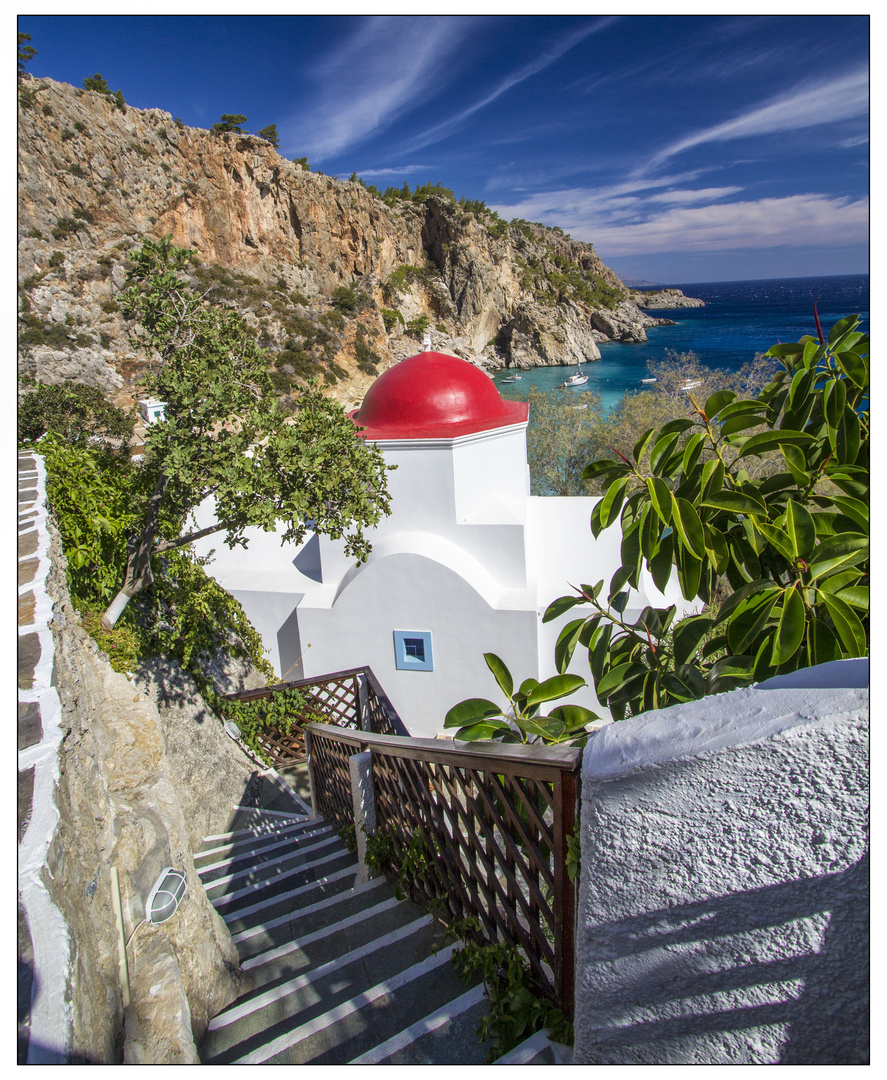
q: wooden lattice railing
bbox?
[222,666,408,767]
[304,723,581,1016]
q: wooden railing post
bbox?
[303,728,317,817]
[356,673,370,731]
[553,767,579,1018]
[349,749,377,883]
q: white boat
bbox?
[500,374,521,383]
[641,377,657,384]
[563,365,588,387]
[680,379,702,391]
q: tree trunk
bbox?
[101,474,168,629]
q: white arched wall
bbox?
[297,551,538,738]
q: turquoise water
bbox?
[498,274,869,415]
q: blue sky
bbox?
[18,12,869,283]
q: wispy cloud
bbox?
[283,16,474,162]
[494,188,869,256]
[645,65,869,172]
[400,17,616,155]
[355,164,438,178]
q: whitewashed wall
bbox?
[573,660,869,1064]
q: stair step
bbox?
[348,984,489,1064]
[196,819,329,862]
[203,942,464,1064]
[209,848,356,912]
[232,874,388,954]
[493,1029,574,1064]
[198,830,342,886]
[198,807,490,1064]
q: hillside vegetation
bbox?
[18,74,671,414]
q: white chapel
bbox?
[193,350,684,737]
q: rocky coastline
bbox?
[19,75,689,407]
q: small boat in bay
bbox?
[500,373,522,383]
[563,364,588,387]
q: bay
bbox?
[498,273,869,415]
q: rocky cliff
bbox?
[18,75,672,411]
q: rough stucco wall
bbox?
[574,688,868,1065]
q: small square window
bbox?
[393,630,433,671]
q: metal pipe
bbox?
[109,866,131,1009]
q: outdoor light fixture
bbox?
[224,719,242,740]
[145,868,187,925]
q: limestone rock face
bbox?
[17,75,675,408]
[633,288,705,309]
[44,515,259,1062]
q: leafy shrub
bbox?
[48,251,64,267]
[406,314,429,336]
[83,73,111,93]
[18,381,136,446]
[40,434,273,684]
[381,308,404,332]
[330,285,367,315]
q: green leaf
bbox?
[525,673,586,707]
[547,704,600,728]
[835,349,867,390]
[720,414,768,437]
[834,585,869,611]
[598,475,630,530]
[543,593,585,623]
[726,589,780,654]
[671,497,705,559]
[554,619,586,674]
[633,427,657,464]
[784,501,816,560]
[700,458,725,502]
[672,615,716,666]
[828,495,868,532]
[736,430,815,459]
[823,377,847,431]
[703,389,736,418]
[444,698,501,729]
[771,587,806,665]
[649,529,675,594]
[453,720,514,742]
[700,490,767,516]
[483,653,513,700]
[676,542,702,601]
[594,661,640,699]
[781,443,810,487]
[753,522,794,563]
[822,593,867,657]
[650,431,681,475]
[646,476,673,524]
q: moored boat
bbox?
[563,364,588,387]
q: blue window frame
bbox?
[393,630,433,672]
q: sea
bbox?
[499,273,869,415]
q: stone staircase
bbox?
[196,774,491,1064]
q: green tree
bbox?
[18,381,136,447]
[504,386,607,496]
[257,123,279,148]
[100,236,393,629]
[18,32,37,75]
[82,73,111,93]
[293,156,309,170]
[213,113,248,134]
[547,315,869,719]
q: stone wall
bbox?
[25,469,274,1062]
[573,664,869,1064]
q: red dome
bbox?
[350,351,528,440]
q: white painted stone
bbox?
[574,665,869,1065]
